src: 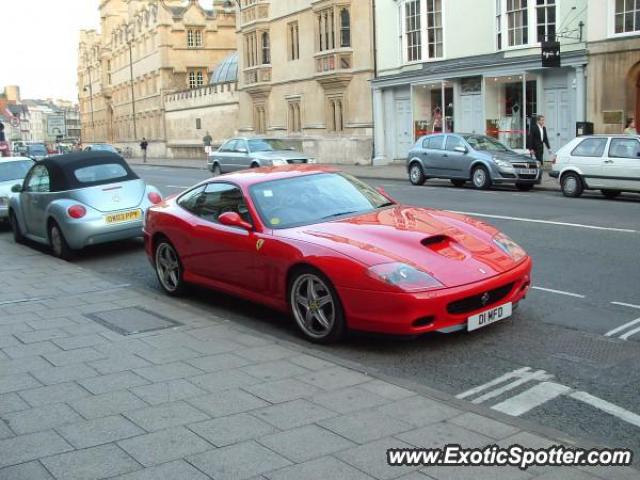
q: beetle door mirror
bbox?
[11,184,22,193]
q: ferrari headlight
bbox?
[493,233,526,261]
[493,158,514,171]
[367,262,443,292]
[271,158,287,166]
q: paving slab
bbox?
[41,443,140,480]
[3,402,83,435]
[112,459,210,480]
[187,388,268,417]
[188,412,277,447]
[0,431,72,468]
[0,461,55,480]
[265,456,375,480]
[56,415,145,449]
[130,378,207,405]
[123,400,209,432]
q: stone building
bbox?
[586,1,640,134]
[78,0,237,157]
[236,0,375,164]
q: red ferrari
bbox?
[144,166,532,343]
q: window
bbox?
[188,70,204,89]
[74,164,129,184]
[445,136,465,152]
[187,29,203,48]
[288,22,300,60]
[328,96,344,132]
[318,8,336,51]
[609,138,640,158]
[426,0,443,58]
[182,183,251,225]
[245,32,258,67]
[261,32,271,64]
[422,135,445,149]
[220,140,237,153]
[254,104,267,134]
[288,99,302,133]
[571,138,608,158]
[536,0,556,42]
[25,165,50,193]
[496,0,503,49]
[507,0,528,46]
[340,8,351,47]
[405,0,422,62]
[615,0,640,33]
[196,118,202,130]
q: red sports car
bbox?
[144,166,532,343]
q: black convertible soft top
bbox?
[37,151,139,192]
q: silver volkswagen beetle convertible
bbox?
[9,151,162,260]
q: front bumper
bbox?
[338,257,532,336]
[492,168,542,185]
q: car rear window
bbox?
[0,160,34,182]
[74,163,129,184]
[571,138,607,158]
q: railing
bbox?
[165,82,237,103]
[244,66,272,86]
[241,2,269,25]
[315,51,353,74]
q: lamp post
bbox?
[124,23,138,142]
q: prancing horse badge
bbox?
[256,239,265,251]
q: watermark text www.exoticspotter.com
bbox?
[387,444,633,471]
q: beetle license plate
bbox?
[105,209,142,224]
[468,303,512,332]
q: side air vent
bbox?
[420,235,448,247]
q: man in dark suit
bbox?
[527,115,552,163]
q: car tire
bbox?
[515,183,534,192]
[154,239,186,296]
[561,172,584,198]
[409,163,426,186]
[9,211,25,244]
[48,221,74,261]
[288,267,346,344]
[451,179,466,188]
[211,163,222,176]
[250,162,259,169]
[601,189,621,199]
[471,165,492,190]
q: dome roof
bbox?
[209,53,238,85]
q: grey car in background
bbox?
[0,157,34,222]
[207,137,313,175]
[407,133,541,191]
[9,151,162,260]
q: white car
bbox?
[550,135,640,198]
[0,157,35,221]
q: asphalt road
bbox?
[4,164,640,457]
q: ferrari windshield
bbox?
[250,173,393,229]
[463,135,510,152]
[248,139,294,152]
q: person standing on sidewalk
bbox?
[624,118,636,135]
[527,115,552,164]
[203,131,213,157]
[140,137,148,163]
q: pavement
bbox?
[1,239,639,478]
[125,156,561,191]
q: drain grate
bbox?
[86,307,183,336]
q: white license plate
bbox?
[516,168,537,175]
[104,209,142,224]
[468,302,512,332]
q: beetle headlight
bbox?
[367,262,443,292]
[493,233,526,261]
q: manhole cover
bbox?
[86,307,183,336]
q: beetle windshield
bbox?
[250,173,393,229]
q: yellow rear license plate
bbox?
[105,209,142,224]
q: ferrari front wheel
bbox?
[289,269,345,343]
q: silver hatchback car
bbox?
[9,151,162,260]
[407,133,541,191]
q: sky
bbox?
[0,1,211,103]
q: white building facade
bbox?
[372,0,589,164]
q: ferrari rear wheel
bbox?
[155,240,186,296]
[289,269,345,343]
[48,221,74,261]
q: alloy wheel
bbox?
[473,168,487,188]
[155,242,181,293]
[50,226,63,257]
[290,273,336,340]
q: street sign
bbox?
[541,41,561,68]
[47,114,67,137]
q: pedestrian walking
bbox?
[203,131,213,156]
[140,137,148,163]
[527,115,552,164]
[624,118,636,135]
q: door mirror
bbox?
[454,146,468,154]
[11,184,22,193]
[218,212,252,231]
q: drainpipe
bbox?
[371,0,378,165]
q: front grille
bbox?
[447,283,515,315]
[517,173,538,180]
[286,159,308,164]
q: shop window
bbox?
[340,8,351,48]
[288,22,300,60]
[507,0,528,46]
[536,0,556,42]
[615,0,640,33]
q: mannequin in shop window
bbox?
[511,102,522,149]
[445,103,454,132]
[432,107,443,133]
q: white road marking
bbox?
[532,286,586,299]
[619,324,640,341]
[448,210,638,233]
[455,367,531,400]
[166,185,190,189]
[611,301,640,310]
[492,382,571,416]
[471,370,553,405]
[605,317,640,338]
[0,297,45,306]
[569,391,640,429]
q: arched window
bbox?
[340,8,351,48]
[261,32,270,64]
